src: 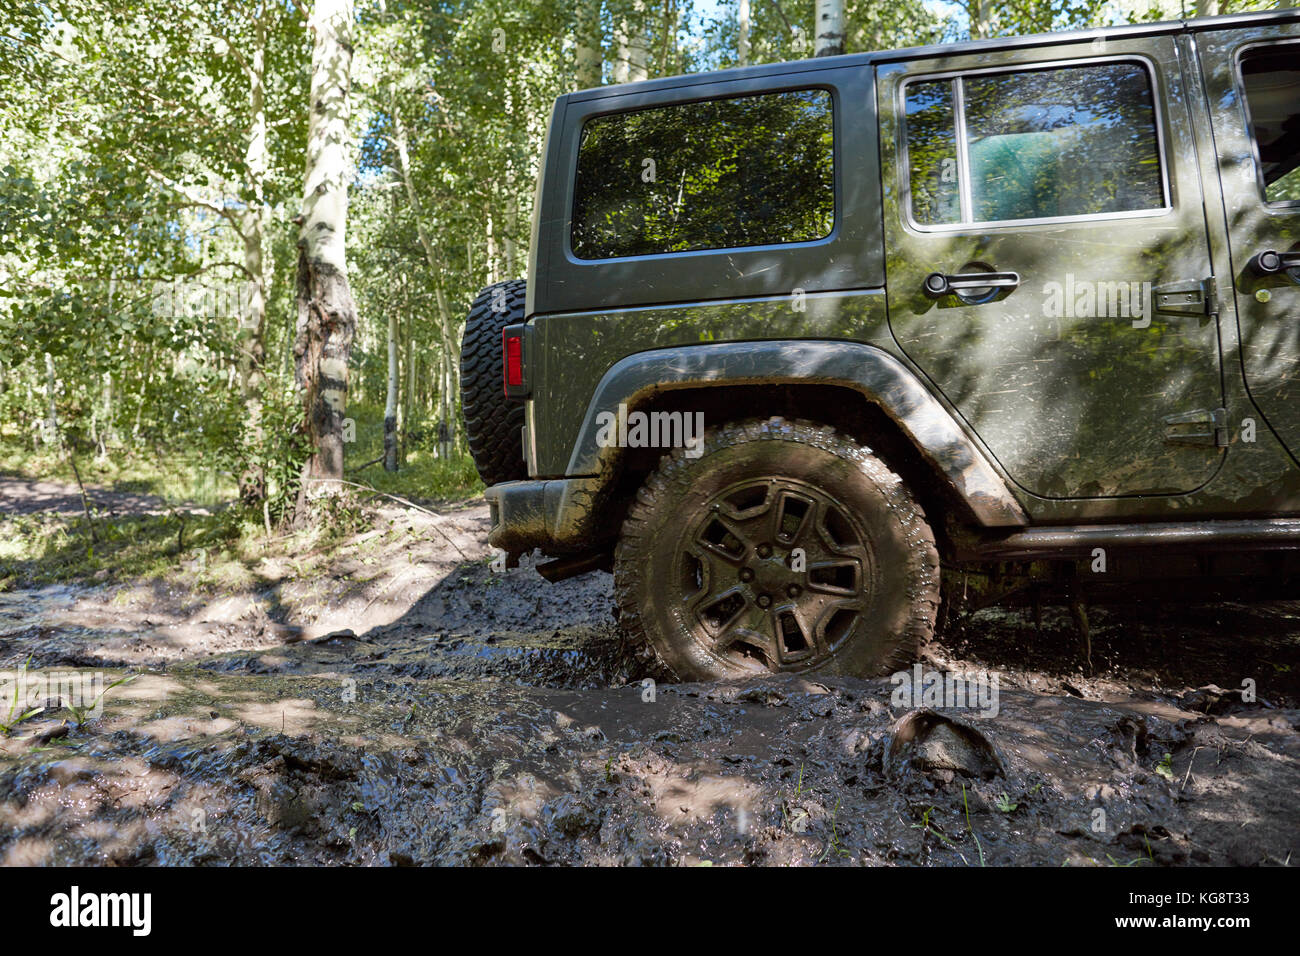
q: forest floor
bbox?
[0,474,182,517]
[0,476,1297,866]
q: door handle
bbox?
[1248,250,1300,277]
[923,271,1021,297]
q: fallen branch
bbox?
[300,477,470,561]
[361,566,421,615]
[64,447,100,545]
[346,455,384,474]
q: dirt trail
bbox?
[0,474,194,517]
[0,498,1296,866]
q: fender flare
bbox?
[565,340,1029,528]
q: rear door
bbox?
[877,35,1225,500]
[1196,23,1300,462]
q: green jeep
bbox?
[460,9,1300,681]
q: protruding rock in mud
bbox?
[1179,684,1254,715]
[884,709,1005,780]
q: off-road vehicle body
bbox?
[461,9,1300,680]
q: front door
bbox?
[1197,25,1300,463]
[878,35,1224,500]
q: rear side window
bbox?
[903,62,1166,227]
[570,89,834,260]
[904,81,960,225]
[1239,47,1300,204]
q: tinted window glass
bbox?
[904,81,960,225]
[1240,48,1300,204]
[965,64,1163,221]
[903,62,1165,226]
[571,90,834,259]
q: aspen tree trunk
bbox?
[98,272,118,460]
[659,0,677,75]
[394,119,442,289]
[394,115,463,456]
[239,5,270,502]
[814,0,845,56]
[613,1,649,82]
[402,310,414,439]
[738,0,750,66]
[294,0,357,503]
[99,371,113,458]
[434,285,457,458]
[383,186,401,473]
[485,208,498,284]
[968,0,992,39]
[613,25,629,83]
[503,189,518,277]
[131,344,151,442]
[43,352,60,450]
[383,309,399,471]
[628,7,649,81]
[576,0,602,88]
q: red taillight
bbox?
[503,331,523,392]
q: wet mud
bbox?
[0,502,1296,866]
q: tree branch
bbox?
[127,157,241,227]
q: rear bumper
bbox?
[485,477,607,555]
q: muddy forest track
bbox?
[0,497,1296,866]
[0,475,192,518]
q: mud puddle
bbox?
[0,502,1297,866]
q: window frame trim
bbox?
[565,85,840,263]
[897,54,1173,234]
[1233,38,1300,211]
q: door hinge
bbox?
[1153,277,1219,322]
[1163,406,1229,448]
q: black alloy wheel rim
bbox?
[676,477,875,671]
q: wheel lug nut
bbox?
[787,584,801,598]
[757,544,772,558]
[757,595,771,608]
[740,568,754,582]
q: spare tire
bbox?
[460,279,528,486]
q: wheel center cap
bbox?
[747,553,794,594]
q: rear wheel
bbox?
[461,279,528,486]
[614,417,940,680]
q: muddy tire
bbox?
[614,417,940,680]
[461,279,528,486]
